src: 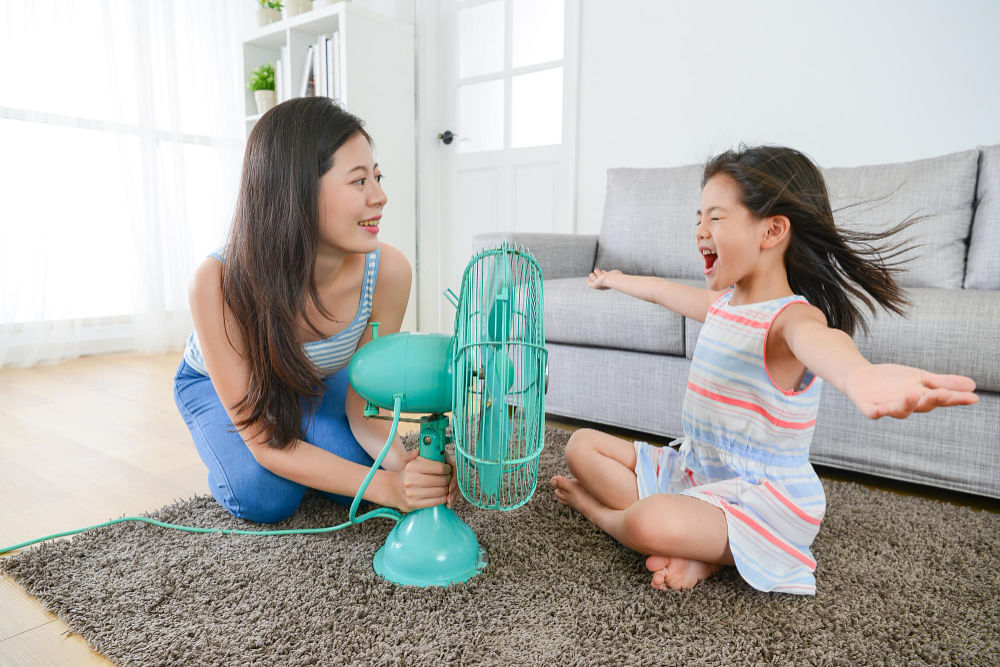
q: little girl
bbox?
[550,145,978,595]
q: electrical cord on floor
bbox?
[0,396,406,557]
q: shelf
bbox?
[244,1,350,48]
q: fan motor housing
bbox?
[348,332,454,413]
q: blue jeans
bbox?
[173,359,374,523]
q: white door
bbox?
[416,0,580,333]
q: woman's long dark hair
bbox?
[703,145,915,336]
[224,97,370,449]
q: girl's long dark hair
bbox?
[703,145,915,336]
[224,97,369,449]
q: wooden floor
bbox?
[0,352,994,664]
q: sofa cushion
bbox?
[852,288,1000,392]
[966,144,1000,290]
[595,166,706,280]
[544,277,685,355]
[822,150,979,289]
[688,288,1000,391]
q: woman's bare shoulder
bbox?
[376,242,412,290]
[189,255,224,309]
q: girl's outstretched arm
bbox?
[587,268,726,322]
[776,304,979,419]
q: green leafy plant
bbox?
[248,63,276,92]
[258,0,284,9]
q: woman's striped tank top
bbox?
[182,247,380,377]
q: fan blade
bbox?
[482,257,511,343]
[476,345,514,497]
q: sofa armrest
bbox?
[472,232,598,280]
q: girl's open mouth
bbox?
[702,250,717,273]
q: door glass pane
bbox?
[458,79,504,153]
[511,67,562,148]
[458,1,504,79]
[512,0,564,68]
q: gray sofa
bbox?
[475,145,1000,499]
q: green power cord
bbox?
[0,396,406,556]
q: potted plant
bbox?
[256,0,283,26]
[283,0,312,19]
[248,63,277,115]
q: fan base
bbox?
[373,505,487,587]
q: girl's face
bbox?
[696,173,769,291]
[317,132,387,255]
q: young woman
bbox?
[174,97,454,523]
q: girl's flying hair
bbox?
[703,145,914,336]
[224,97,370,449]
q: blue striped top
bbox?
[182,247,380,377]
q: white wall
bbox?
[575,0,1000,233]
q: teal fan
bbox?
[347,243,547,587]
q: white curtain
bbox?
[0,0,247,367]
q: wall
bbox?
[574,0,1000,233]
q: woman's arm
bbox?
[776,303,979,419]
[587,268,724,322]
[188,256,446,512]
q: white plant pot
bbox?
[255,7,281,26]
[283,0,313,18]
[254,90,278,115]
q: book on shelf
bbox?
[329,31,341,101]
[274,32,341,103]
[299,44,315,97]
[277,45,291,102]
[275,58,283,103]
[316,35,327,97]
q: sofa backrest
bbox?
[596,148,982,289]
[595,166,705,280]
[822,149,979,289]
[967,144,1000,290]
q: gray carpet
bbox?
[3,428,999,666]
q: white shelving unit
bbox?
[241,2,417,332]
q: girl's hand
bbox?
[587,268,621,290]
[844,363,978,419]
[392,448,454,512]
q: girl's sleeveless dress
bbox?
[634,291,826,595]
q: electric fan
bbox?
[347,243,547,587]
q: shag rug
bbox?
[3,428,998,666]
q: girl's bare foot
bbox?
[645,554,722,590]
[550,475,606,525]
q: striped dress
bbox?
[634,290,826,595]
[182,247,380,377]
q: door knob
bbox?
[437,130,455,145]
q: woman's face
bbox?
[317,132,387,255]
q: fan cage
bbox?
[452,244,547,511]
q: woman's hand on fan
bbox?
[393,448,454,512]
[445,450,458,508]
